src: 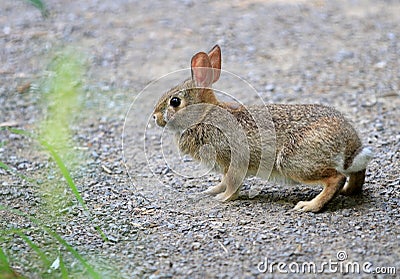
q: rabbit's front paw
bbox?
[294,200,322,213]
[203,182,226,195]
[215,192,239,202]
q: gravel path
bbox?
[1,1,399,278]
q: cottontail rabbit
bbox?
[152,45,373,212]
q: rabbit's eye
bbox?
[170,97,181,108]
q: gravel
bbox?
[1,1,399,278]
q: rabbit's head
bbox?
[153,45,222,128]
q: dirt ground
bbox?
[1,0,399,278]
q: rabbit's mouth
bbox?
[155,118,167,127]
[153,112,167,127]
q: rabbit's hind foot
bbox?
[294,173,346,213]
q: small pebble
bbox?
[191,242,201,250]
[375,122,384,131]
[335,49,354,62]
[265,84,275,91]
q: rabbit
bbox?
[152,45,373,212]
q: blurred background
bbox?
[0,1,399,278]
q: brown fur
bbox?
[152,45,372,212]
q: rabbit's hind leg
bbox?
[340,169,365,196]
[294,172,346,213]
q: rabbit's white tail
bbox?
[345,147,374,174]
[336,147,373,175]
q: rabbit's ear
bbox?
[191,52,214,88]
[208,45,221,83]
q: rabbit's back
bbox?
[263,104,362,180]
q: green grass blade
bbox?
[15,231,51,268]
[38,139,108,242]
[2,127,108,241]
[0,205,102,279]
[0,246,25,278]
[0,128,37,182]
[2,127,32,137]
[59,253,69,279]
[0,140,7,148]
[40,224,101,278]
[0,246,13,275]
[39,139,88,212]
[26,0,45,9]
[24,0,49,17]
[0,161,12,172]
[0,160,34,183]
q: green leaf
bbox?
[24,0,49,17]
